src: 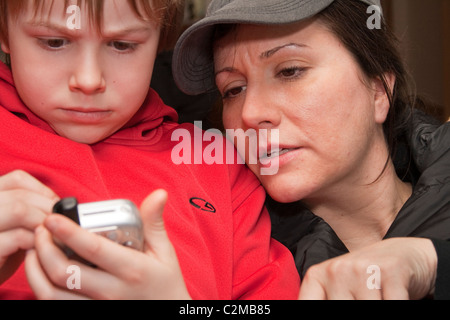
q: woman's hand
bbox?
[0,170,59,285]
[25,189,191,300]
[298,238,437,300]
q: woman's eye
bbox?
[278,66,307,79]
[223,86,246,99]
[109,41,138,52]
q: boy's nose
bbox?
[69,52,106,94]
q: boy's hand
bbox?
[25,190,192,300]
[0,170,59,284]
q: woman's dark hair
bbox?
[316,0,416,180]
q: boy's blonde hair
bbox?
[0,0,185,52]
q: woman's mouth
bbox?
[259,147,302,169]
[265,148,297,158]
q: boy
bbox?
[0,0,299,299]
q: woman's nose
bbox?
[240,85,281,129]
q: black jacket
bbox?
[268,110,450,299]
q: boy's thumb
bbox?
[139,189,171,253]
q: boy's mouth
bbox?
[61,107,112,123]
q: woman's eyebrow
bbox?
[215,43,310,77]
[215,66,238,77]
[260,43,309,59]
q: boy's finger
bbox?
[25,249,88,300]
[0,228,34,259]
[0,170,59,200]
[42,214,141,281]
[0,192,56,232]
[139,189,171,254]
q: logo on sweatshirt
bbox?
[189,197,216,213]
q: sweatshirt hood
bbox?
[0,62,179,147]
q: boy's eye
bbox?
[109,41,138,52]
[39,38,69,49]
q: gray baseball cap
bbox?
[173,0,382,95]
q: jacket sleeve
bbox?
[431,239,450,300]
[228,165,300,300]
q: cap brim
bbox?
[173,0,335,95]
[173,0,380,95]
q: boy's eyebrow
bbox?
[102,25,154,37]
[25,20,153,37]
[26,21,72,33]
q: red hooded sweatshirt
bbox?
[0,62,299,300]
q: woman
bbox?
[173,0,450,299]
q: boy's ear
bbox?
[372,73,396,125]
[1,41,10,54]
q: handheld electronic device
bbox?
[52,198,144,252]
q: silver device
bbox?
[53,198,144,253]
